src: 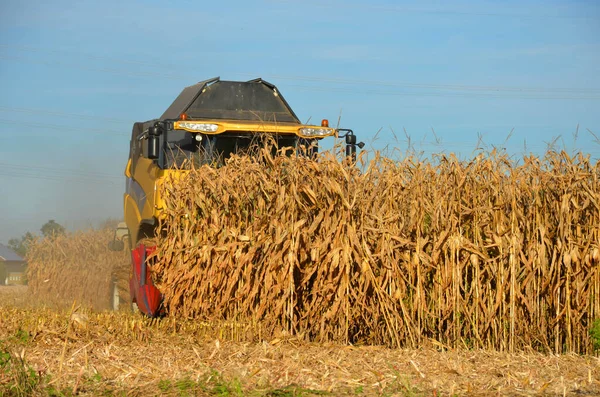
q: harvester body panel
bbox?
[119,77,350,317]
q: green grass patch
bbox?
[154,371,330,397]
[0,345,44,397]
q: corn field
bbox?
[153,148,600,354]
[26,228,129,311]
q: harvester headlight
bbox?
[175,121,219,133]
[297,127,335,138]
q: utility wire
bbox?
[240,73,600,95]
[0,106,594,135]
[0,172,122,185]
[0,162,124,184]
[0,162,123,179]
[0,44,181,70]
[1,47,599,97]
[287,84,600,100]
[1,53,596,100]
[0,106,133,124]
[268,0,598,20]
[0,55,187,80]
[0,119,128,137]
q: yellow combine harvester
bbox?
[109,77,363,316]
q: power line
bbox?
[287,84,600,100]
[1,139,596,187]
[0,162,123,180]
[1,46,599,98]
[0,55,186,80]
[268,0,598,20]
[0,106,133,124]
[0,171,122,185]
[0,107,595,137]
[0,119,128,137]
[0,44,181,71]
[0,161,124,185]
[1,54,596,100]
[238,73,600,95]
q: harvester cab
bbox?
[110,77,363,316]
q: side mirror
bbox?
[338,129,364,162]
[115,222,129,240]
[108,240,125,251]
[345,132,357,160]
[148,125,160,160]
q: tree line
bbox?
[7,220,66,257]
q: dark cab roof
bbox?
[160,77,301,124]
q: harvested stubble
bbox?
[26,229,129,311]
[153,148,600,354]
[1,304,599,396]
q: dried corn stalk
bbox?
[26,228,129,311]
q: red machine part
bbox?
[129,243,163,317]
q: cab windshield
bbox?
[163,130,298,168]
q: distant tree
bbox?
[99,218,121,231]
[7,232,35,257]
[40,220,66,238]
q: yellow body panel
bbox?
[174,120,336,138]
[124,157,159,244]
[123,195,141,245]
[123,121,330,243]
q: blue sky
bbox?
[0,0,599,243]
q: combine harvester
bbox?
[109,77,363,316]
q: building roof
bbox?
[0,243,24,262]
